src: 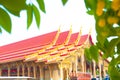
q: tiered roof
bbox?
[0,29,93,64]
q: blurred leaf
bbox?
[0,8,11,33]
[89,45,99,62]
[109,57,120,80]
[96,19,110,46]
[104,39,109,48]
[109,65,120,80]
[96,42,108,59]
[117,42,120,54]
[84,0,90,10]
[105,0,112,10]
[86,10,94,15]
[84,48,92,62]
[84,0,96,14]
[0,0,27,16]
[97,34,106,46]
[37,0,46,13]
[0,28,2,33]
[33,4,40,28]
[27,4,33,29]
[102,39,111,58]
[114,27,120,36]
[62,0,68,5]
[107,38,120,57]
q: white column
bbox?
[28,66,30,77]
[103,66,107,78]
[99,62,102,80]
[22,65,25,76]
[66,68,69,80]
[0,67,1,76]
[33,66,36,79]
[75,55,78,73]
[84,57,86,73]
[49,65,53,80]
[17,66,20,76]
[93,60,96,78]
[60,67,63,80]
[39,65,44,80]
[81,54,85,72]
[103,60,106,78]
[8,67,10,76]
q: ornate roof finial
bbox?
[58,25,61,32]
[89,27,92,35]
[64,25,72,45]
[70,25,72,32]
[74,26,82,45]
[80,26,82,34]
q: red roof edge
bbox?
[0,31,58,54]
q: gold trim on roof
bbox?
[64,26,72,45]
[24,53,38,61]
[75,27,82,45]
[52,27,60,45]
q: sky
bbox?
[0,0,96,46]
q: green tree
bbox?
[0,0,67,33]
[0,0,46,33]
[84,0,120,79]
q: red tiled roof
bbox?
[68,32,79,45]
[0,31,58,54]
[77,34,88,46]
[0,56,23,64]
[55,31,69,45]
[0,30,91,63]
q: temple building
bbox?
[0,28,108,80]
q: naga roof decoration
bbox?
[0,28,93,64]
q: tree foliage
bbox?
[84,0,120,79]
[0,0,46,33]
[85,45,99,62]
[0,0,67,33]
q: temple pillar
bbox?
[0,66,1,76]
[81,54,85,72]
[69,63,72,73]
[93,60,96,78]
[22,65,25,76]
[28,66,30,77]
[0,68,2,76]
[103,68,106,78]
[103,61,106,78]
[99,61,102,79]
[84,58,86,73]
[75,55,78,73]
[0,69,1,76]
[58,63,63,80]
[17,66,20,76]
[8,65,10,76]
[33,65,36,79]
[60,67,63,80]
[48,65,53,80]
[39,65,44,80]
[66,68,69,80]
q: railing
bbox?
[69,72,91,80]
[0,76,35,80]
